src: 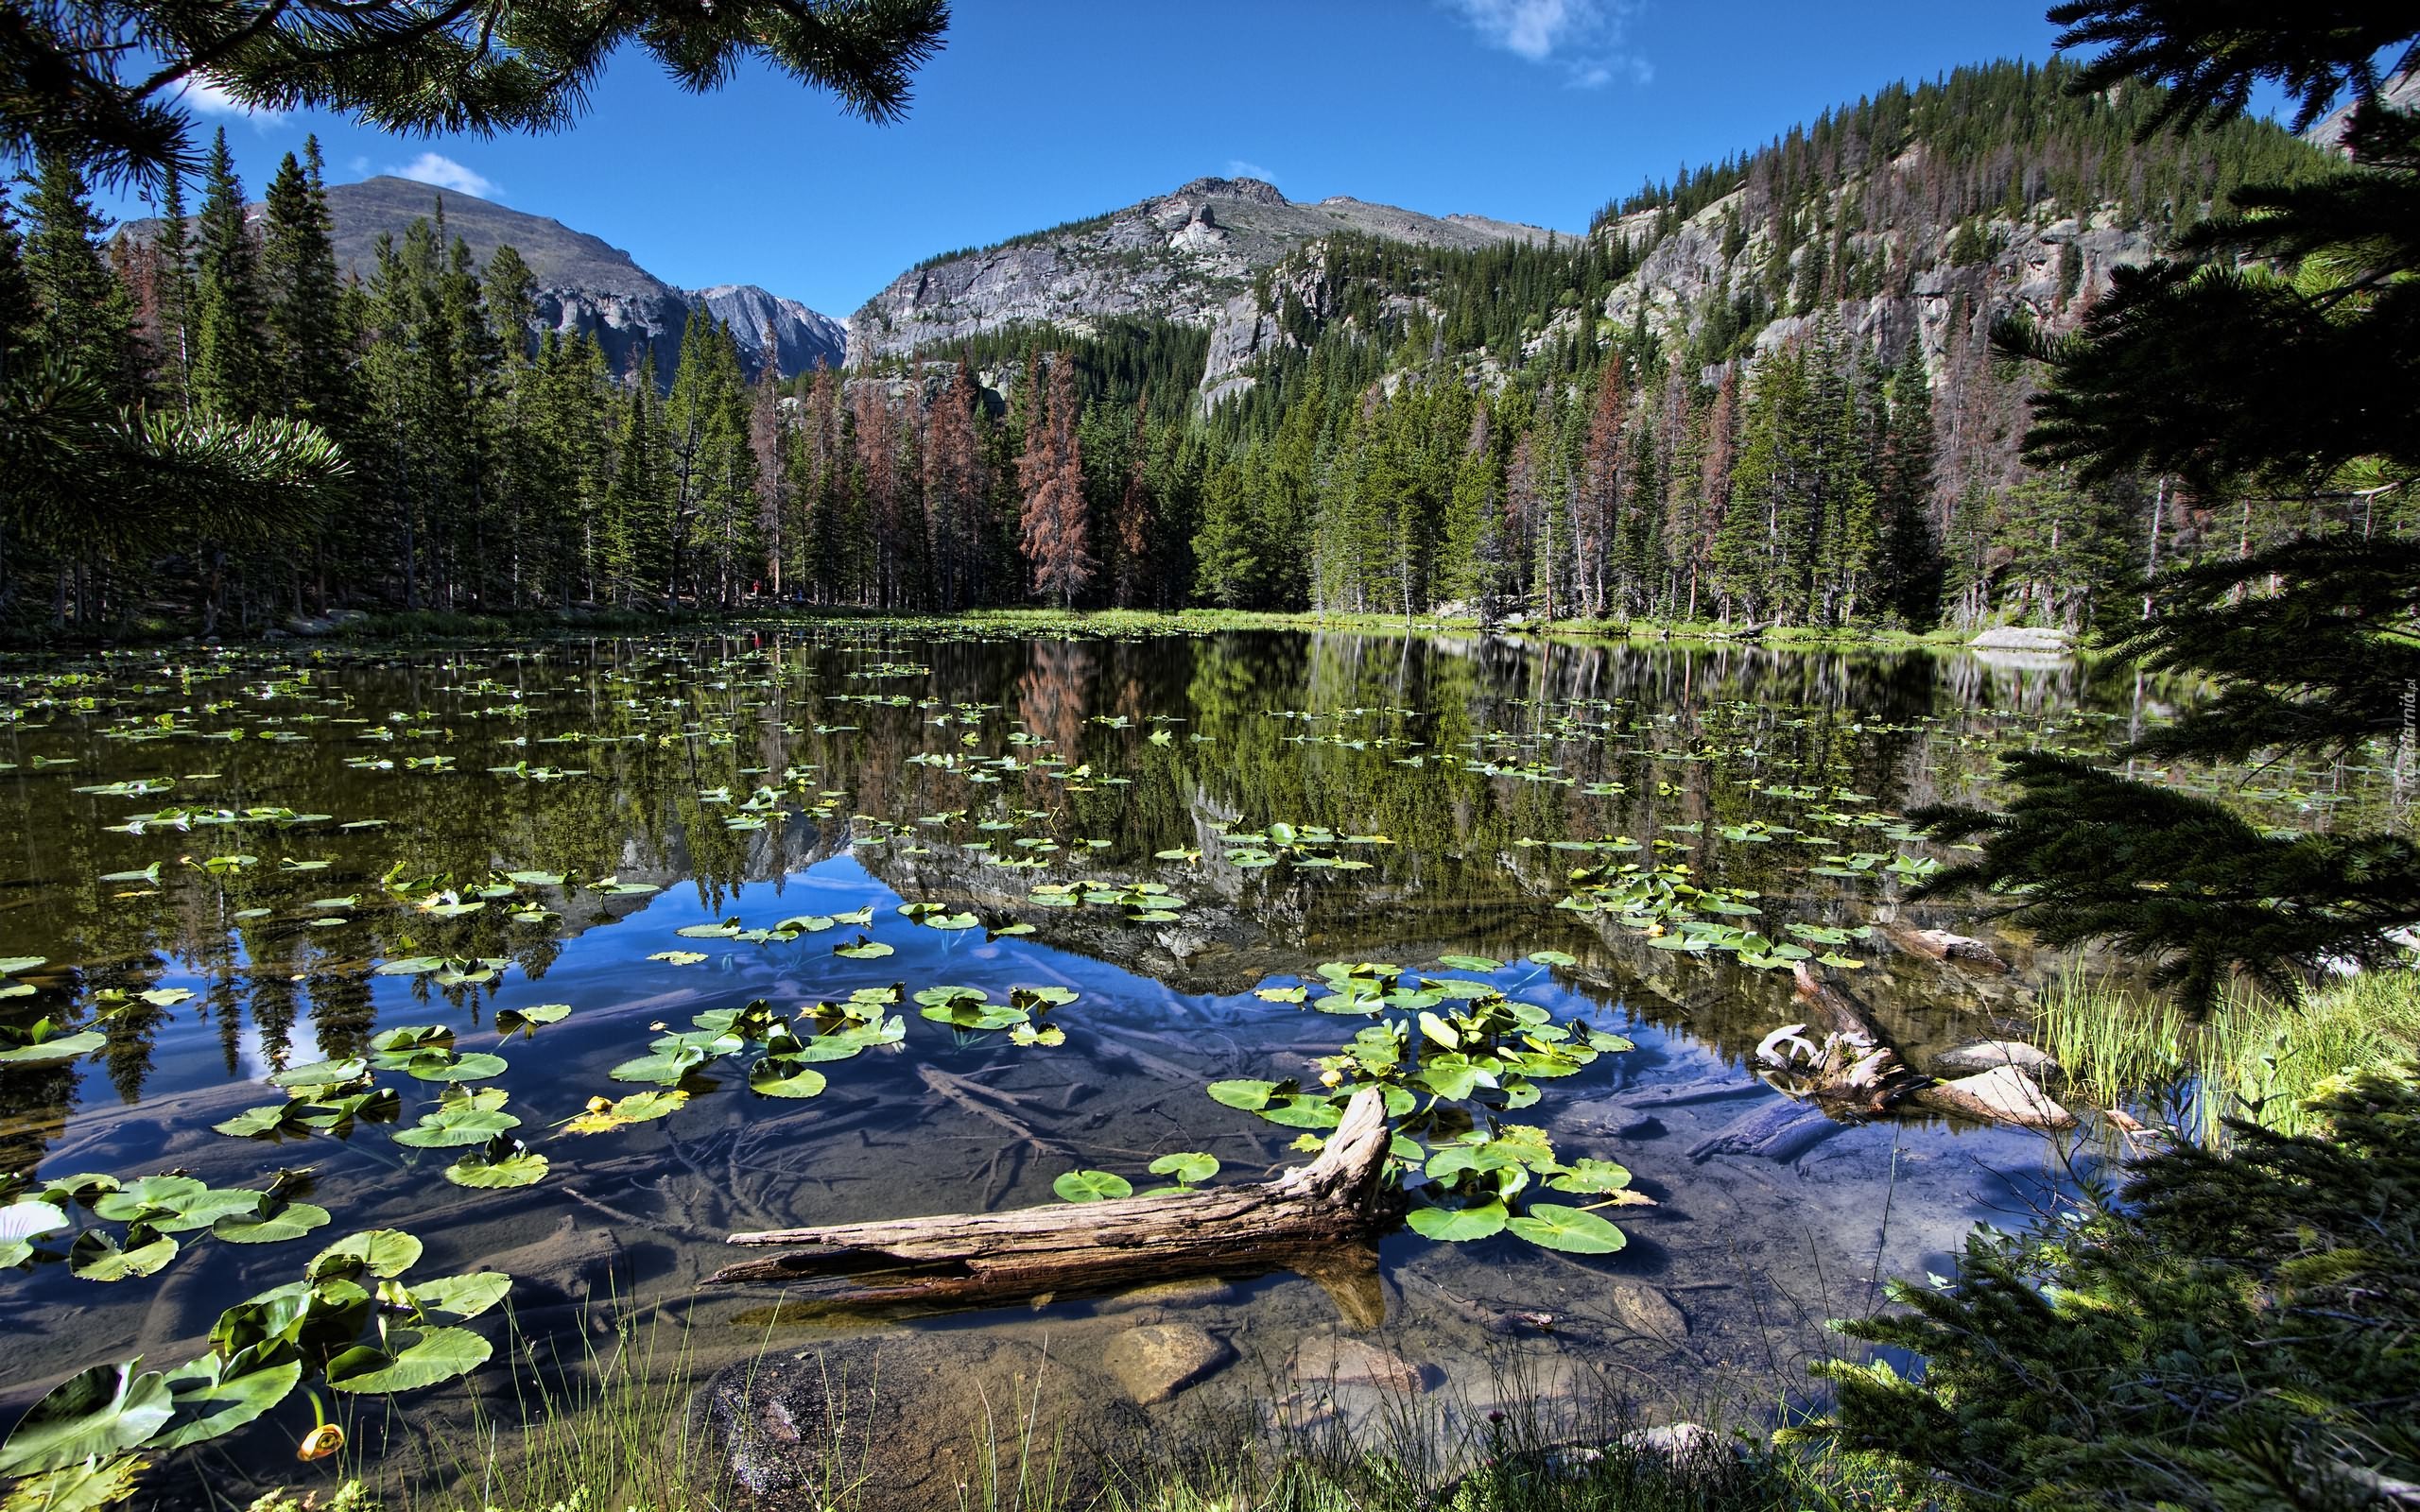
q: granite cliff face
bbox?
[844,163,2164,411]
[126,176,845,384]
[844,177,1566,373]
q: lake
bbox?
[0,626,2295,1505]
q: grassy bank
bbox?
[2035,960,2420,1140]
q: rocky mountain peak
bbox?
[1169,177,1288,206]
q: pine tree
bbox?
[19,151,135,395]
[1916,6,2420,1000]
[260,140,348,424]
[190,129,268,419]
[147,166,197,407]
[1874,343,1941,625]
[1019,352,1093,607]
[923,354,991,610]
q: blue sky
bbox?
[147,0,2076,318]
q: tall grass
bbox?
[2031,960,2420,1140]
[338,1305,729,1512]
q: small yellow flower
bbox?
[1319,1068,1344,1088]
[585,1095,613,1114]
[1645,923,1665,937]
[298,1422,344,1461]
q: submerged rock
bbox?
[1289,1334,1424,1393]
[692,1330,1146,1512]
[1102,1323,1233,1403]
[1604,1281,1689,1341]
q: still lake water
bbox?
[0,627,2292,1502]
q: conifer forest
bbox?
[0,5,2414,1512]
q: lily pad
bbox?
[324,1326,494,1394]
[1506,1203,1627,1254]
[210,1198,333,1246]
[442,1136,548,1189]
[308,1229,424,1280]
[1407,1201,1511,1242]
[747,1061,828,1099]
[0,1359,174,1475]
[1053,1170,1133,1203]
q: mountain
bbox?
[688,284,851,379]
[844,176,1568,382]
[846,63,2332,432]
[129,176,846,383]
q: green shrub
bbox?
[1805,1060,2420,1509]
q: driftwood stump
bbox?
[709,1086,1400,1309]
[1763,964,2073,1130]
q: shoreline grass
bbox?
[2031,959,2420,1141]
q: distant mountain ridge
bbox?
[845,176,1570,377]
[127,176,846,384]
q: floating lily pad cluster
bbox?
[1207,954,1637,1253]
[1206,821,1392,872]
[610,993,906,1097]
[0,1170,333,1280]
[1546,858,1875,971]
[0,1227,514,1503]
[915,984,1077,1047]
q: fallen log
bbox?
[1766,964,2074,1130]
[709,1086,1400,1307]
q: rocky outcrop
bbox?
[688,284,849,375]
[845,177,1563,374]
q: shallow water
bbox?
[0,627,2345,1503]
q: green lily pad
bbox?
[211,1198,333,1245]
[155,1354,302,1449]
[1053,1170,1133,1203]
[66,1225,179,1282]
[1206,1079,1277,1110]
[407,1271,513,1322]
[494,1003,571,1037]
[1407,1201,1510,1242]
[1146,1152,1219,1185]
[442,1136,548,1189]
[747,1061,828,1099]
[0,1359,174,1475]
[1546,1159,1634,1194]
[324,1326,494,1394]
[0,1024,106,1065]
[308,1228,424,1280]
[1506,1203,1627,1254]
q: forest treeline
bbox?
[0,60,2398,635]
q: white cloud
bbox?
[348,155,371,175]
[179,74,285,124]
[1443,0,1649,89]
[389,152,503,199]
[1225,159,1279,184]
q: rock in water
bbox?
[1605,1281,1689,1340]
[1289,1335,1424,1393]
[692,1331,1146,1512]
[1927,1065,2076,1128]
[1935,1040,2059,1075]
[1102,1323,1233,1404]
